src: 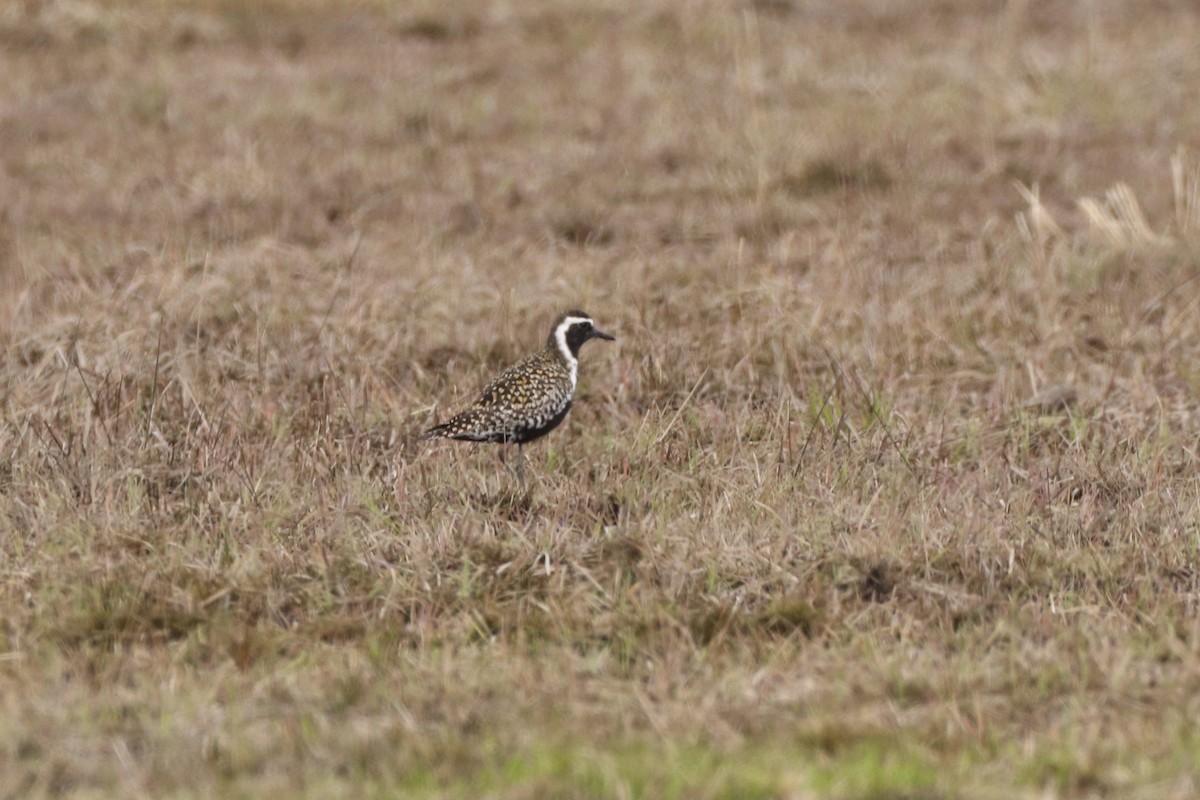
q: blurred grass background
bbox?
[3,1,1200,797]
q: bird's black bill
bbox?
[590,328,616,342]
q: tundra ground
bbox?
[3,1,1200,797]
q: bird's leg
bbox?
[497,441,523,487]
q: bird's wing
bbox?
[471,352,541,408]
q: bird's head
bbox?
[549,309,615,359]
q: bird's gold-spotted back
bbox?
[424,349,574,444]
[476,350,571,415]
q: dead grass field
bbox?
[3,0,1200,797]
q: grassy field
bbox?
[3,0,1200,797]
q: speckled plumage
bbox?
[424,347,576,444]
[422,310,615,479]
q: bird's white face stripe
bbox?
[554,316,591,390]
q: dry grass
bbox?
[3,0,1200,797]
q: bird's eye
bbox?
[579,321,592,331]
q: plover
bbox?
[422,310,615,483]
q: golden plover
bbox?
[422,310,615,482]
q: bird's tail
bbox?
[418,409,495,443]
[420,421,451,441]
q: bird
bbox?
[421,310,615,484]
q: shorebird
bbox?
[421,310,615,483]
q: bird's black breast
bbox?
[509,399,572,444]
